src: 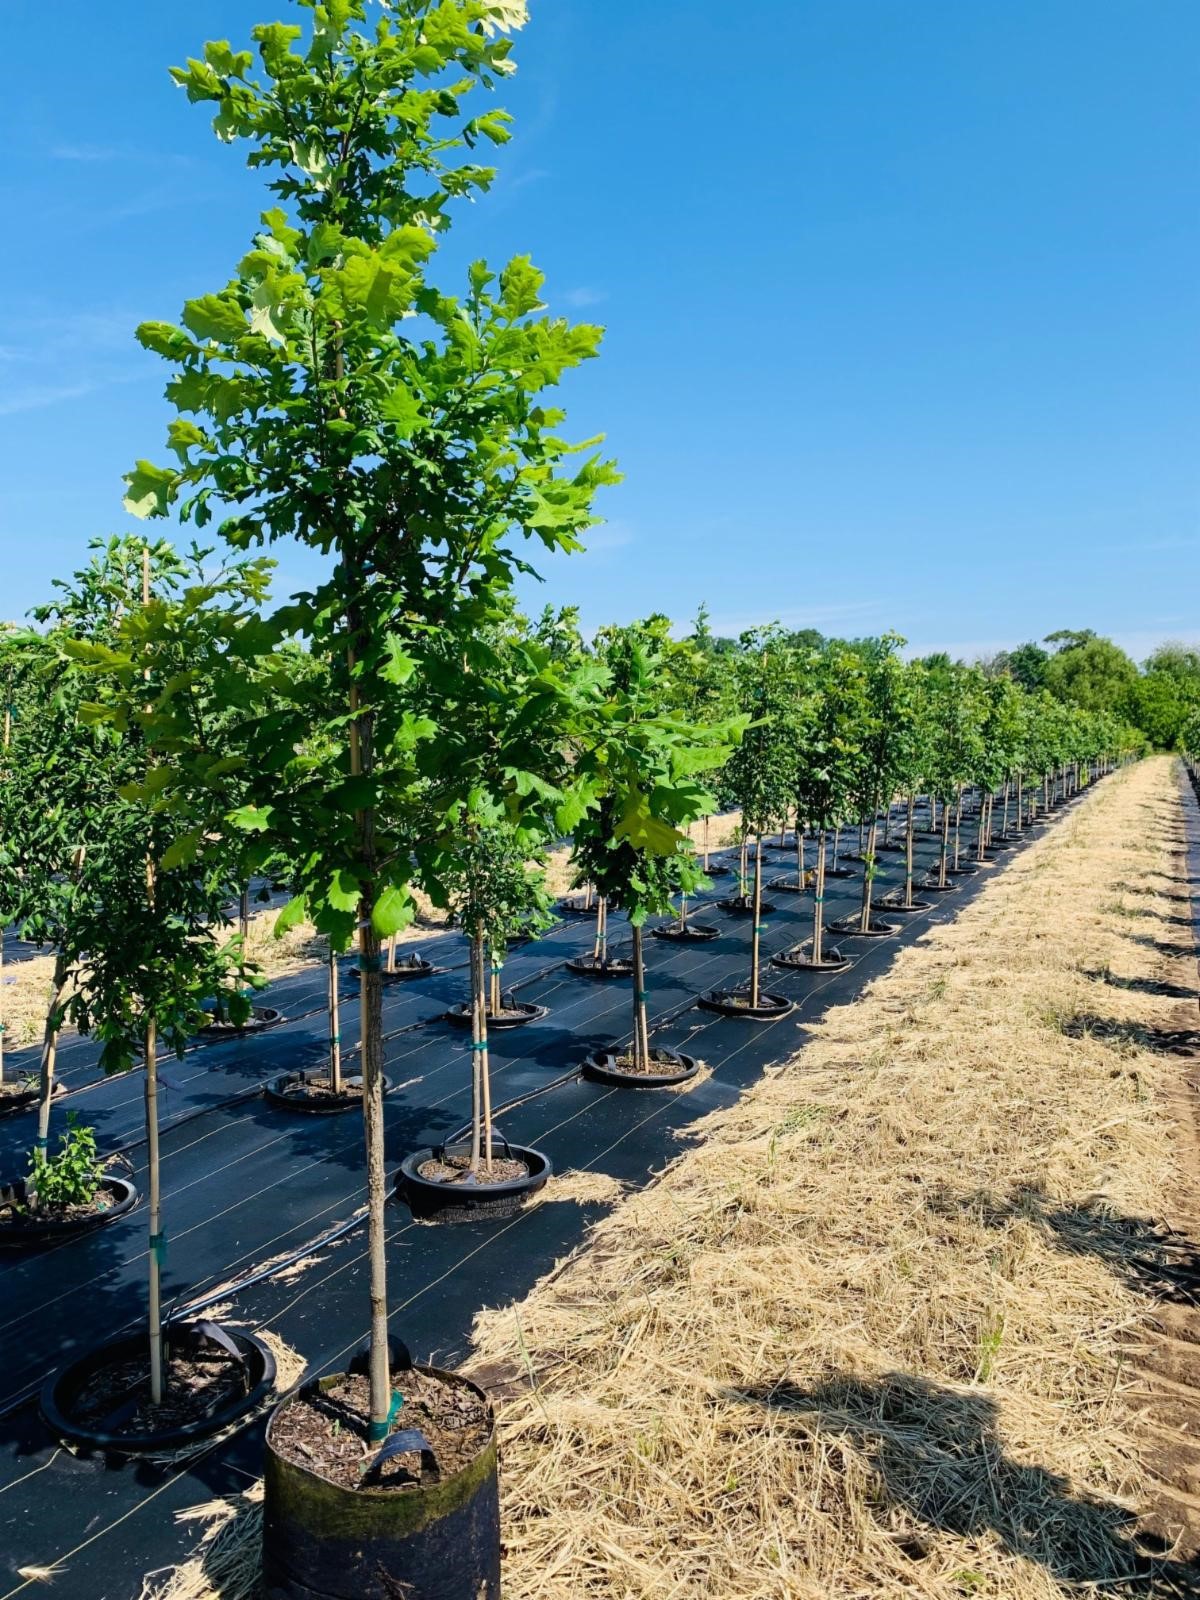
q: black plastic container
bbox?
[40,1322,276,1453]
[263,1365,500,1600]
[772,946,850,973]
[584,1048,699,1087]
[443,1000,548,1030]
[565,954,633,979]
[0,1174,138,1248]
[651,921,719,943]
[697,988,794,1020]
[395,1143,551,1224]
[265,1071,392,1114]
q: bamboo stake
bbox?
[903,794,916,909]
[141,547,164,1408]
[750,835,763,1007]
[859,816,877,933]
[813,829,826,965]
[631,924,649,1070]
[328,946,342,1095]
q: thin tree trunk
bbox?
[386,934,396,975]
[593,898,607,964]
[952,786,963,870]
[1001,778,1010,837]
[1016,772,1023,829]
[859,818,877,933]
[976,794,988,863]
[238,886,249,945]
[328,946,342,1095]
[489,948,501,1018]
[832,825,842,869]
[938,800,951,888]
[739,836,749,900]
[631,924,649,1070]
[469,935,483,1170]
[904,794,915,908]
[349,642,390,1441]
[929,794,937,833]
[813,829,826,965]
[702,814,710,871]
[34,953,68,1154]
[750,836,763,1006]
[145,1016,164,1406]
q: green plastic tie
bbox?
[367,1390,404,1442]
[149,1230,168,1263]
[471,1040,487,1052]
[33,1135,48,1150]
[358,953,384,973]
[814,895,824,903]
[635,990,648,1004]
[330,1032,341,1044]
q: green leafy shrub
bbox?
[28,1112,103,1212]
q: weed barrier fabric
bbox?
[0,787,1099,1599]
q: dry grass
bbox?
[468,756,1196,1598]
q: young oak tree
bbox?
[61,544,270,1404]
[126,0,617,1439]
[710,630,796,1006]
[788,642,869,966]
[569,623,743,1064]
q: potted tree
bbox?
[568,623,743,1075]
[39,542,276,1447]
[700,631,795,1017]
[877,659,934,916]
[829,636,913,939]
[125,6,616,1587]
[773,642,868,972]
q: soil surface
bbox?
[271,1369,490,1490]
[281,1075,361,1102]
[0,1184,112,1226]
[0,1079,36,1103]
[604,1050,689,1077]
[417,1151,530,1185]
[72,1344,248,1438]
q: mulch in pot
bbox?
[443,999,548,1029]
[195,1005,283,1039]
[71,1341,248,1441]
[270,1368,490,1492]
[565,954,634,979]
[349,954,438,983]
[416,1150,531,1186]
[828,916,897,939]
[717,895,778,916]
[584,1049,699,1087]
[651,921,719,943]
[697,988,794,1020]
[0,1079,66,1118]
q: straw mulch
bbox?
[469,756,1200,1598]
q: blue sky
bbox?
[1,1,1197,661]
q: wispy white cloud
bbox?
[0,371,141,418]
[562,286,607,309]
[50,142,122,163]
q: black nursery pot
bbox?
[0,1079,66,1120]
[651,920,719,943]
[195,1005,284,1040]
[878,897,932,915]
[40,1322,276,1454]
[771,946,850,973]
[565,954,634,979]
[702,861,734,877]
[584,1048,699,1088]
[698,988,794,1020]
[263,1366,500,1600]
[395,1144,551,1224]
[443,1000,548,1030]
[717,895,778,917]
[921,878,960,894]
[265,1071,392,1114]
[828,917,897,939]
[766,874,809,893]
[821,864,856,880]
[555,897,597,918]
[349,954,437,983]
[0,1173,138,1248]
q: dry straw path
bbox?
[469,756,1200,1598]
